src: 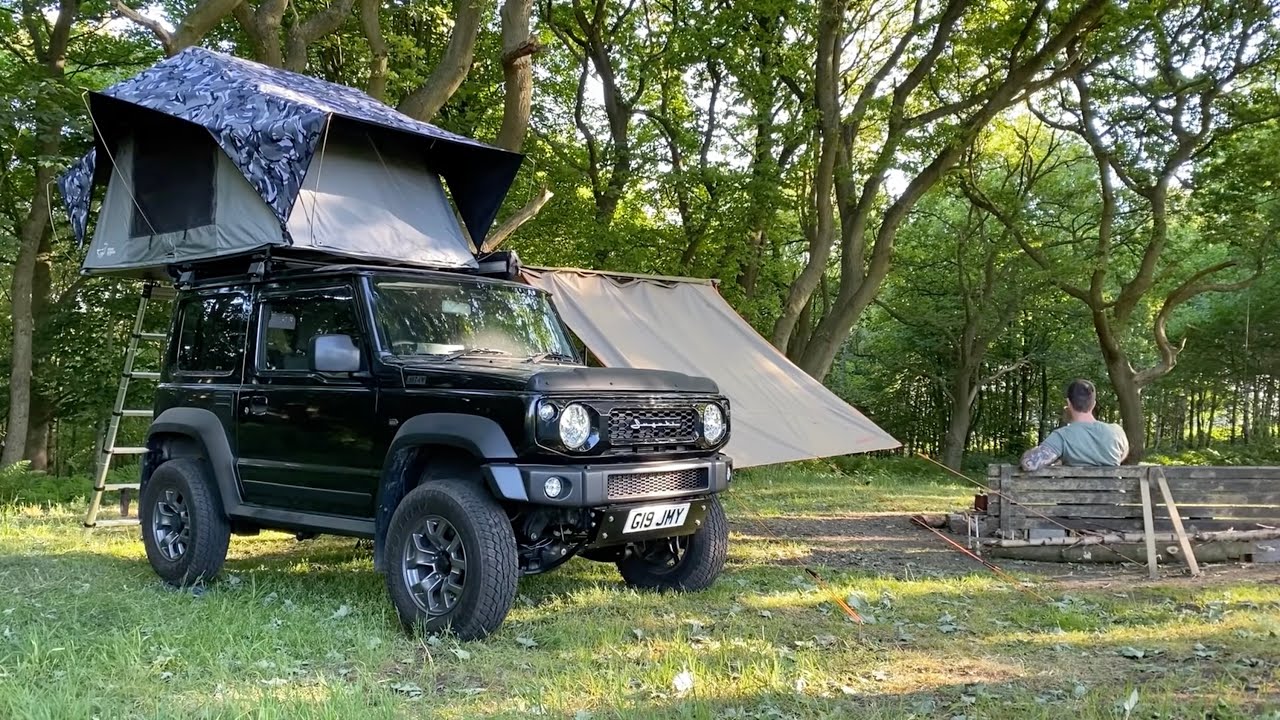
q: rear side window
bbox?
[258,288,363,372]
[175,293,249,376]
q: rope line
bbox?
[724,498,863,625]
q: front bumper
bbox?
[482,454,732,507]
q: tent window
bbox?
[175,293,249,376]
[130,131,215,237]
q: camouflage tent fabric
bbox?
[58,47,522,245]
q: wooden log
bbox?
[913,513,948,528]
[1005,503,1280,521]
[986,541,1257,565]
[1013,517,1279,533]
[982,527,1280,548]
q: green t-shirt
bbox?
[1041,420,1129,467]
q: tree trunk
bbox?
[4,0,75,468]
[941,372,977,470]
[23,393,51,472]
[2,175,54,467]
[1104,357,1145,463]
[497,0,535,153]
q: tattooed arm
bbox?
[1020,430,1064,472]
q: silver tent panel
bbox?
[286,138,475,270]
[84,135,282,276]
[521,268,901,468]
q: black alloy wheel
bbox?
[402,516,468,616]
[616,495,728,592]
[384,479,518,640]
[151,487,192,562]
[139,457,231,587]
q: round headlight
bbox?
[537,401,558,422]
[701,403,726,444]
[558,403,592,449]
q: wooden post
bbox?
[1138,469,1160,579]
[998,464,1013,539]
[1153,467,1201,577]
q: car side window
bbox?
[258,288,363,372]
[175,293,249,376]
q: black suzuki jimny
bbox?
[137,259,733,639]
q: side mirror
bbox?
[310,334,361,373]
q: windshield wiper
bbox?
[435,347,513,361]
[526,351,579,364]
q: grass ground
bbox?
[1,458,1278,719]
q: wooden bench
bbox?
[977,464,1280,572]
[986,464,1280,537]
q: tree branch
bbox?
[1134,259,1263,386]
[111,0,175,54]
[397,0,493,122]
[480,187,553,252]
[284,0,356,72]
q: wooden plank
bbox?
[1003,477,1141,492]
[1155,468,1201,576]
[987,464,1003,478]
[1153,491,1280,506]
[1006,490,1137,505]
[1164,477,1280,495]
[1010,466,1146,479]
[1162,466,1280,481]
[1139,472,1160,579]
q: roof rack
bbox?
[166,248,524,289]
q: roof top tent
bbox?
[58,47,524,279]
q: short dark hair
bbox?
[1066,379,1096,413]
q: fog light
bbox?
[544,476,565,499]
[537,402,557,421]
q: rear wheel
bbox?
[139,457,231,586]
[385,479,518,640]
[617,495,728,591]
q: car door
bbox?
[237,282,381,517]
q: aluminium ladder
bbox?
[84,281,173,528]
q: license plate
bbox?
[622,503,690,534]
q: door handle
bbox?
[245,395,269,416]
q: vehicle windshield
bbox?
[369,278,578,361]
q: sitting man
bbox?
[1021,379,1130,471]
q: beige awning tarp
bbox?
[521,267,900,468]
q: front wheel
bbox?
[384,479,518,641]
[617,496,728,592]
[139,457,231,586]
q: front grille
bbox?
[607,468,709,500]
[609,407,698,445]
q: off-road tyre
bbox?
[385,479,518,641]
[617,495,728,592]
[139,457,231,587]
